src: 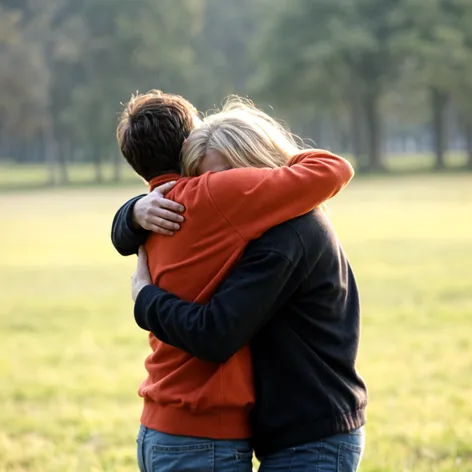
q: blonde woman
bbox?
[113,91,358,472]
[182,98,298,175]
[180,98,329,215]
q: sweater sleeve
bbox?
[134,247,302,363]
[111,195,148,256]
[206,149,353,240]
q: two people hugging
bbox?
[111,90,367,472]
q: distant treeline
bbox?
[1,0,472,185]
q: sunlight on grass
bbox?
[0,162,140,189]
[1,173,471,471]
[0,151,468,190]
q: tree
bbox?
[251,0,403,172]
[3,0,471,183]
[62,0,208,182]
[393,0,472,170]
[0,8,50,150]
[450,0,472,169]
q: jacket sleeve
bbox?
[206,149,353,240]
[111,195,148,256]
[134,244,303,363]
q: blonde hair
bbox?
[182,97,307,176]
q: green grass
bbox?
[0,151,468,191]
[0,162,140,190]
[384,151,467,172]
[1,173,472,471]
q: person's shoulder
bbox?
[286,209,330,234]
[168,174,210,202]
[244,210,335,268]
[244,216,308,264]
[177,168,265,199]
[288,209,336,245]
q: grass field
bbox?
[1,173,471,471]
[0,151,468,190]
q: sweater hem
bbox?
[253,406,367,458]
[140,399,251,440]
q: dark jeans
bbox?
[258,427,365,472]
[136,425,253,472]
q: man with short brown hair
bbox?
[116,89,198,180]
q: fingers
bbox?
[153,206,184,223]
[137,247,147,267]
[138,246,147,260]
[137,247,151,285]
[132,255,149,301]
[141,184,185,234]
[152,215,180,231]
[147,225,175,236]
[143,207,183,232]
[158,198,185,214]
[151,181,184,213]
[155,181,177,195]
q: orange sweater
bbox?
[140,150,354,439]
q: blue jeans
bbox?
[258,427,365,472]
[136,425,253,472]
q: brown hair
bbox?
[116,90,198,181]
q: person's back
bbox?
[236,210,367,456]
[141,148,353,439]
[130,209,368,469]
[140,172,254,440]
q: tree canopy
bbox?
[2,0,472,181]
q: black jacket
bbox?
[112,201,367,457]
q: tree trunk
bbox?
[0,126,10,161]
[340,129,350,155]
[364,91,383,172]
[42,126,57,186]
[431,87,448,171]
[112,152,122,182]
[349,92,366,170]
[94,154,104,183]
[401,134,407,153]
[465,120,472,170]
[57,139,69,185]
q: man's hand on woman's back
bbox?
[133,181,185,235]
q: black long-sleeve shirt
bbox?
[112,203,367,457]
[111,195,147,256]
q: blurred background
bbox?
[1,1,471,471]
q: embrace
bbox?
[111,90,367,472]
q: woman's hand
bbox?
[132,247,152,301]
[132,181,185,235]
